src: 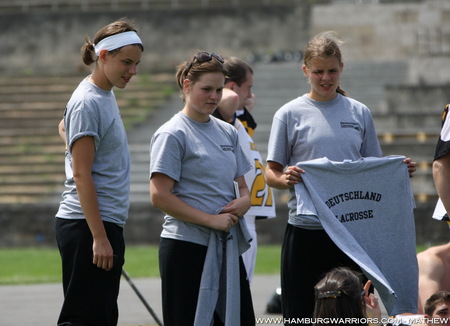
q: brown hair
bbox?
[303,31,348,97]
[175,51,228,102]
[224,57,253,86]
[424,291,450,317]
[81,18,144,66]
[313,267,366,326]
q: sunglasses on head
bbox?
[185,51,224,76]
[317,289,366,300]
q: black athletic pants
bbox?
[55,218,125,326]
[281,225,366,326]
[159,238,255,326]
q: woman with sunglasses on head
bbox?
[150,51,256,326]
[55,19,143,326]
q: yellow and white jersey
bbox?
[235,119,276,218]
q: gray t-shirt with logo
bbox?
[150,112,251,246]
[56,77,130,226]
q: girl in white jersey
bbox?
[150,52,255,325]
[212,57,276,283]
[55,19,143,326]
[265,31,416,324]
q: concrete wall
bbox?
[3,1,450,83]
[1,201,448,247]
[311,0,450,84]
[311,0,450,59]
[0,4,310,76]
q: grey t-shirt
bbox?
[150,112,252,246]
[56,77,130,227]
[295,156,417,315]
[267,93,382,229]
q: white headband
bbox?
[94,31,143,56]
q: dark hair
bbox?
[313,267,366,326]
[424,291,450,317]
[303,31,348,97]
[175,51,228,102]
[81,18,144,66]
[224,57,253,86]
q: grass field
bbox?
[0,244,282,285]
[0,243,432,285]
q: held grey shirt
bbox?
[295,156,417,316]
[150,112,253,325]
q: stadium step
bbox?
[0,61,445,204]
[0,73,176,204]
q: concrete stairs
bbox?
[0,60,444,207]
[127,94,183,203]
[1,61,448,245]
[0,74,176,204]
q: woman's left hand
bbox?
[363,280,382,321]
[220,195,251,219]
[403,157,416,178]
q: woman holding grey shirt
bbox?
[265,32,416,324]
[149,51,255,326]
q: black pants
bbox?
[281,225,366,325]
[55,218,125,326]
[159,238,255,326]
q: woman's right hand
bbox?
[265,161,305,190]
[284,165,304,186]
[92,236,114,271]
[210,213,239,232]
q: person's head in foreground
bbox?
[313,267,380,326]
[425,291,450,326]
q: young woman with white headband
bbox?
[55,18,143,326]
